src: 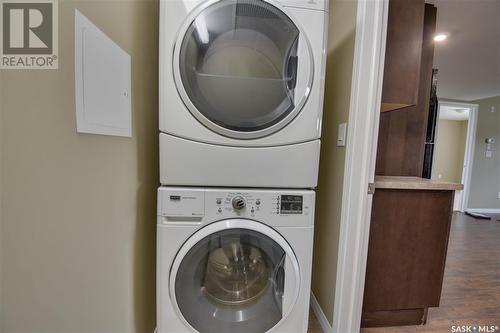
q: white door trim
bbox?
[460,103,478,212]
[435,101,479,212]
[331,1,388,332]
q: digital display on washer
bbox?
[280,195,303,214]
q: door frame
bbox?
[433,100,478,212]
[330,1,388,332]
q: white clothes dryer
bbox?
[159,0,328,188]
[157,187,315,332]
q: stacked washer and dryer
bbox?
[157,0,328,332]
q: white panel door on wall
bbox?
[75,10,132,137]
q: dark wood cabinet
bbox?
[361,188,454,327]
[381,0,425,113]
[362,3,459,327]
[376,4,437,177]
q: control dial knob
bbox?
[232,196,246,210]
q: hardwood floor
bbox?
[359,212,500,333]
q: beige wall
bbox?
[468,95,500,209]
[0,1,158,332]
[432,119,468,183]
[311,0,357,326]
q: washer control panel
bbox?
[212,191,309,218]
[158,187,315,227]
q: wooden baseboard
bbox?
[361,308,427,328]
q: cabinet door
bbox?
[381,0,425,112]
[362,189,453,312]
[375,4,437,177]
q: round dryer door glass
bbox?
[176,0,313,138]
[174,228,289,333]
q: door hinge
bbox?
[368,183,376,195]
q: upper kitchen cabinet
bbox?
[376,3,437,177]
[381,0,425,113]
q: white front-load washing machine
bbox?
[159,0,328,188]
[157,187,315,332]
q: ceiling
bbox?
[439,105,470,120]
[429,0,500,101]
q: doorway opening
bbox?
[432,101,478,212]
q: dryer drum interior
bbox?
[174,228,288,333]
[179,0,301,132]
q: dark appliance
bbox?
[422,68,439,179]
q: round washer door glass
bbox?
[174,228,290,333]
[177,0,313,137]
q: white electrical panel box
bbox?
[75,10,132,137]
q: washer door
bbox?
[169,219,300,333]
[174,0,314,139]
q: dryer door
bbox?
[173,0,314,139]
[169,219,300,333]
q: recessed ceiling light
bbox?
[434,34,448,42]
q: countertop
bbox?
[375,176,464,191]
